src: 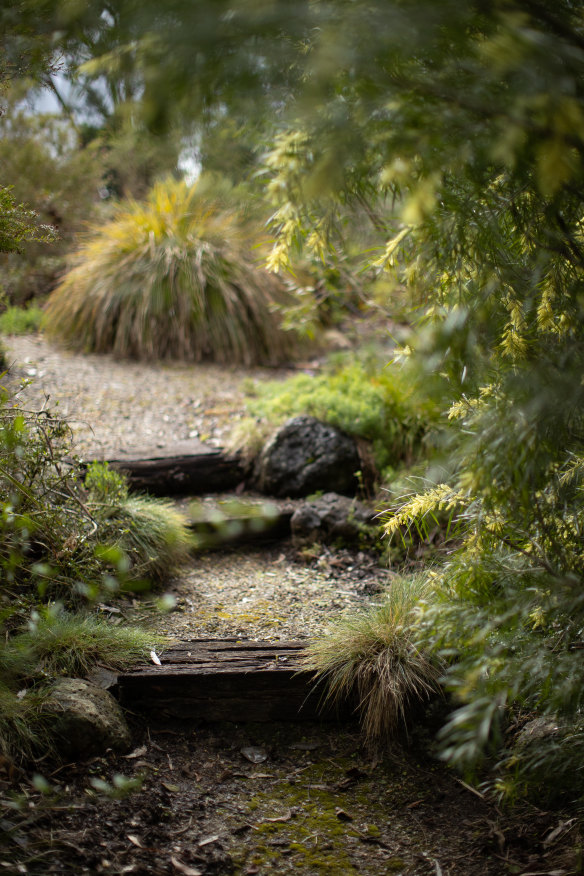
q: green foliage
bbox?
[45,178,300,365]
[84,461,128,504]
[0,388,193,598]
[0,88,100,303]
[3,608,160,678]
[0,185,55,259]
[95,495,194,586]
[0,390,188,761]
[0,305,45,335]
[305,576,441,740]
[0,682,50,761]
[245,357,438,475]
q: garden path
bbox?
[4,333,389,643]
[4,334,574,876]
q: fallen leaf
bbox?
[262,809,293,824]
[150,651,162,666]
[335,808,353,822]
[240,746,268,764]
[170,856,202,876]
[543,819,576,848]
[123,746,148,760]
[198,834,220,847]
[161,782,180,793]
[127,835,144,848]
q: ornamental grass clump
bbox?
[45,178,298,365]
[3,610,161,679]
[306,576,441,740]
[85,462,195,585]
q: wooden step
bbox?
[117,639,344,723]
[107,448,245,496]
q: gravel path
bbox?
[4,333,389,642]
[4,334,291,459]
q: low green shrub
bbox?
[0,305,45,335]
[0,397,189,762]
[305,575,441,739]
[244,357,439,475]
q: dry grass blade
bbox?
[45,179,299,365]
[305,576,441,740]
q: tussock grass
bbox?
[45,178,298,365]
[3,611,162,679]
[305,576,441,740]
[0,612,162,760]
[97,495,195,584]
[0,683,51,761]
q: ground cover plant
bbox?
[0,389,189,760]
[0,304,45,335]
[239,355,440,478]
[45,178,300,365]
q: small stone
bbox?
[291,492,376,546]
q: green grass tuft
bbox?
[3,610,163,679]
[0,305,45,335]
[45,178,299,365]
[96,495,195,584]
[305,576,441,740]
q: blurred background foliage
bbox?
[0,0,583,805]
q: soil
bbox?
[5,717,579,876]
[2,334,582,875]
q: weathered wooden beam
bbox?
[107,450,245,496]
[117,639,346,723]
[189,509,293,548]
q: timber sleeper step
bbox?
[117,639,347,723]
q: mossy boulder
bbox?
[43,678,131,759]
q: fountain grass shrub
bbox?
[305,575,441,739]
[45,178,300,365]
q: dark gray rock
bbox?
[256,416,361,498]
[291,492,377,546]
[43,678,131,759]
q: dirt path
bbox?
[19,717,571,876]
[3,334,579,875]
[5,333,391,644]
[4,334,292,459]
